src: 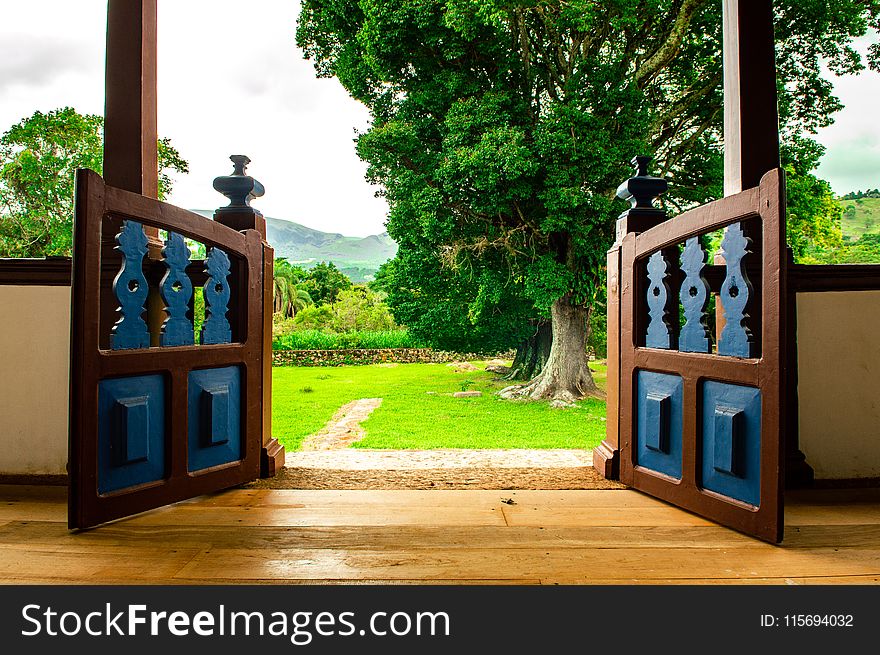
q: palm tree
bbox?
[273,258,312,318]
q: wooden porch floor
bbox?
[1,485,879,584]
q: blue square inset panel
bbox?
[98,374,166,494]
[187,366,242,472]
[636,371,683,480]
[701,381,762,506]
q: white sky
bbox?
[0,1,877,237]
[0,0,389,237]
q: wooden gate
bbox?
[68,170,265,529]
[618,169,787,543]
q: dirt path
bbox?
[246,449,624,490]
[300,398,383,451]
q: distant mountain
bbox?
[192,211,396,283]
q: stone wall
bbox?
[272,348,510,367]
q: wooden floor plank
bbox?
[785,504,880,526]
[0,501,66,522]
[117,504,508,528]
[0,548,202,581]
[500,505,717,527]
[539,575,880,585]
[1,487,879,584]
[0,522,760,550]
[174,546,880,582]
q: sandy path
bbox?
[300,398,383,451]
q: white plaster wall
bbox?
[797,291,880,480]
[0,285,70,475]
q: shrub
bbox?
[272,329,423,351]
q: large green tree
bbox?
[0,107,188,258]
[298,0,879,401]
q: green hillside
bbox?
[838,197,880,240]
[191,210,396,282]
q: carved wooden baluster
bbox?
[201,246,232,344]
[110,220,150,350]
[159,231,194,346]
[678,237,711,353]
[718,222,755,357]
[645,250,676,349]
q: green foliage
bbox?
[272,329,421,350]
[803,234,880,264]
[784,165,843,261]
[298,0,879,359]
[300,261,353,305]
[276,283,400,337]
[0,107,188,258]
[271,362,607,451]
[372,254,536,354]
[840,189,880,200]
[273,257,312,318]
[332,286,397,331]
[289,304,335,331]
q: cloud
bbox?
[0,34,95,93]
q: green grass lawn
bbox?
[272,361,607,451]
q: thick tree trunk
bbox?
[500,294,602,404]
[507,321,552,380]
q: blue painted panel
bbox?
[636,371,683,480]
[160,231,194,347]
[98,375,166,494]
[200,247,232,345]
[110,220,150,350]
[701,381,762,506]
[187,366,241,472]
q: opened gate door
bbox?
[68,170,265,529]
[618,170,787,543]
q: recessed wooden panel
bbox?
[636,371,683,480]
[701,381,761,506]
[187,366,242,472]
[97,374,166,494]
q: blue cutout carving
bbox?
[98,374,166,494]
[636,371,683,480]
[645,250,675,349]
[701,381,762,506]
[718,223,755,357]
[679,238,710,353]
[110,220,150,350]
[188,366,242,472]
[160,231,194,346]
[201,247,232,344]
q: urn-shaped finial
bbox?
[616,156,668,211]
[213,155,265,213]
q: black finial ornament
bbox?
[213,155,265,213]
[616,156,668,212]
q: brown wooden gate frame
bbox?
[618,170,786,542]
[69,171,267,529]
